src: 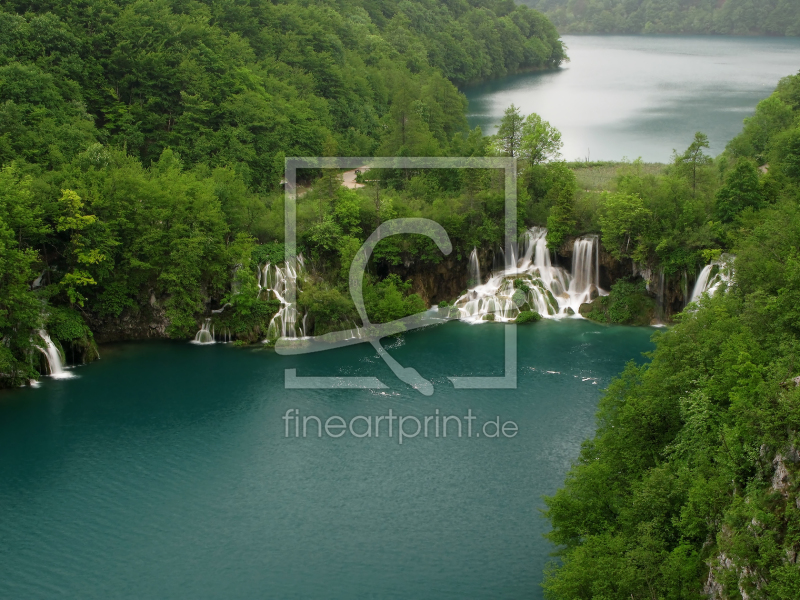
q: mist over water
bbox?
[464,36,800,162]
[0,322,653,599]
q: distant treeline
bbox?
[522,0,800,35]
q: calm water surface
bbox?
[465,36,800,162]
[0,321,654,599]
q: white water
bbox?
[468,247,481,286]
[690,255,734,303]
[259,255,306,340]
[454,228,606,323]
[36,330,74,379]
[192,318,215,344]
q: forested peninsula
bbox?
[524,0,800,36]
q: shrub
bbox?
[515,310,542,324]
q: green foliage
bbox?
[363,274,426,324]
[525,0,800,35]
[215,299,281,344]
[519,113,563,165]
[598,192,652,262]
[513,278,532,292]
[544,72,800,599]
[586,278,654,325]
[544,162,578,249]
[514,310,542,323]
[495,104,525,157]
[0,0,569,377]
[715,159,765,223]
[298,284,357,337]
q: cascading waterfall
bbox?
[690,255,734,303]
[192,318,215,344]
[260,254,306,340]
[454,228,606,323]
[36,330,73,379]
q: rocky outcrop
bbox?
[86,292,171,343]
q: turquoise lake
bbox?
[0,320,654,599]
[464,35,800,162]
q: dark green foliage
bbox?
[715,159,765,223]
[513,278,532,292]
[363,274,426,324]
[0,0,568,384]
[584,278,654,325]
[544,72,800,599]
[525,0,800,35]
[214,299,281,344]
[514,309,541,323]
[46,305,99,363]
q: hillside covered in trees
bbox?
[543,72,800,598]
[0,0,566,384]
[523,0,800,35]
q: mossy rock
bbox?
[482,313,496,321]
[515,310,542,324]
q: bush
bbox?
[584,278,654,325]
[515,310,542,324]
[513,279,531,292]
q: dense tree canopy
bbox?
[524,0,800,35]
[0,0,567,385]
[543,71,800,599]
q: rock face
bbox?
[87,294,171,343]
[386,246,497,306]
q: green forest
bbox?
[542,75,800,598]
[0,0,565,384]
[524,0,800,35]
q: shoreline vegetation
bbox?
[0,0,565,385]
[523,0,800,36]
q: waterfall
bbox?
[192,318,215,344]
[468,247,481,286]
[262,256,306,340]
[454,228,606,323]
[690,255,734,303]
[36,330,73,379]
[565,235,601,315]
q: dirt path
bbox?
[342,167,366,189]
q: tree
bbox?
[495,104,525,157]
[715,160,764,223]
[519,113,563,165]
[678,132,713,197]
[598,192,652,261]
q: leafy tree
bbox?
[598,192,651,261]
[715,159,764,223]
[519,113,563,165]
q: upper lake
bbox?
[464,35,800,162]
